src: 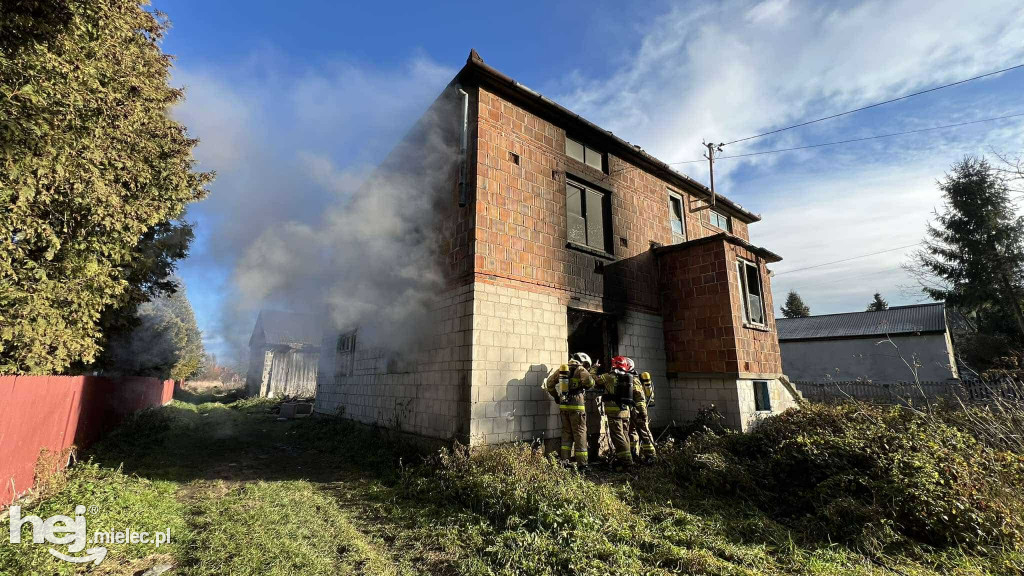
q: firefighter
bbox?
[630,371,657,462]
[584,360,605,463]
[543,352,594,465]
[596,356,636,469]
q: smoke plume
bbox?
[173,55,457,361]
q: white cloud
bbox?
[746,0,791,25]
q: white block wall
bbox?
[736,378,801,431]
[314,284,473,440]
[667,377,743,429]
[467,282,567,447]
[616,311,668,425]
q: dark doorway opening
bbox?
[567,308,618,373]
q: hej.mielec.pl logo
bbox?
[8,504,171,565]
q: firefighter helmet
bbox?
[611,355,634,374]
[569,352,592,368]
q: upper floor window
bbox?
[566,180,611,253]
[709,209,731,232]
[668,191,686,243]
[565,136,604,172]
[737,259,765,326]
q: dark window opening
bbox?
[509,151,520,165]
[737,259,765,325]
[566,180,612,253]
[565,136,605,173]
[754,381,771,411]
[567,308,617,372]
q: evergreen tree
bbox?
[866,293,889,312]
[909,156,1024,347]
[780,290,811,318]
[98,278,204,381]
[0,2,211,373]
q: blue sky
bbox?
[155,0,1024,361]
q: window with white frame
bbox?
[736,259,766,325]
[565,179,611,253]
[668,191,685,243]
[565,136,604,172]
[709,209,731,232]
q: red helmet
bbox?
[611,356,634,374]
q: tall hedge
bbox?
[0,1,210,373]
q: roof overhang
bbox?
[456,50,761,224]
[653,232,783,263]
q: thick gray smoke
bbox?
[172,56,456,362]
[233,105,458,349]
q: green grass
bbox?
[1,395,1018,575]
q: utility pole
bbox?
[703,140,723,206]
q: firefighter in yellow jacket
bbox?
[585,361,605,463]
[596,356,636,468]
[629,371,657,462]
[543,353,594,464]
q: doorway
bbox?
[566,308,618,372]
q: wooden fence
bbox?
[0,375,175,507]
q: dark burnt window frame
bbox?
[565,175,614,258]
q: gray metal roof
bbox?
[251,310,323,347]
[776,302,947,341]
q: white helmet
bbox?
[570,352,592,368]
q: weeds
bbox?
[3,393,1020,575]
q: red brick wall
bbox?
[727,244,783,375]
[472,87,751,312]
[657,239,783,376]
[659,240,738,374]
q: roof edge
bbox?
[778,329,947,342]
[653,232,783,263]
[458,50,761,224]
[774,302,945,324]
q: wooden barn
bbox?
[246,310,322,398]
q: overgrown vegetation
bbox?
[663,404,1024,557]
[3,394,1021,575]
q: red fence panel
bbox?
[0,375,173,508]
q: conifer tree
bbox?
[909,156,1024,345]
[866,293,889,312]
[780,290,811,318]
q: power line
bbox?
[722,62,1024,146]
[667,112,1024,165]
[787,266,905,291]
[773,243,922,276]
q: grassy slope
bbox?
[0,395,1011,575]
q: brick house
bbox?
[314,50,799,445]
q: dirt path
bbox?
[81,397,450,576]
